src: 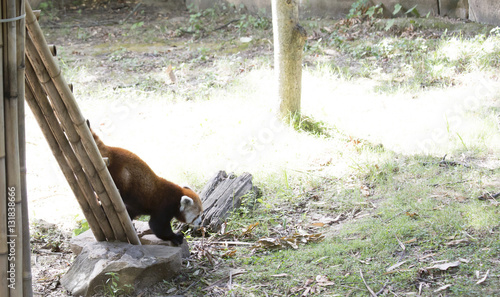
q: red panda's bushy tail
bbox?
[86,120,109,156]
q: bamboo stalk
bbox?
[48,44,56,56]
[24,83,107,241]
[25,58,111,241]
[5,0,23,294]
[17,0,32,294]
[24,34,127,242]
[25,1,140,245]
[0,146,9,297]
[0,2,9,295]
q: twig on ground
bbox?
[178,279,201,295]
[423,154,469,168]
[375,280,390,296]
[477,191,500,200]
[213,19,241,31]
[182,18,241,35]
[359,269,377,297]
[122,3,142,24]
[430,179,471,187]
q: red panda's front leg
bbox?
[149,213,184,246]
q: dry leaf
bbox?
[405,212,419,218]
[221,249,237,258]
[315,275,335,286]
[349,136,361,146]
[428,261,460,271]
[241,222,259,237]
[271,273,290,277]
[360,185,371,197]
[395,235,405,251]
[310,222,325,228]
[404,238,417,244]
[386,260,408,272]
[476,270,489,285]
[318,214,344,225]
[445,238,469,246]
[165,64,177,84]
[383,269,411,275]
[433,284,452,293]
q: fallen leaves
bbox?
[254,233,325,250]
[290,275,335,296]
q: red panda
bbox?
[87,121,203,246]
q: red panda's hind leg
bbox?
[149,213,183,246]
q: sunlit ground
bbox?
[25,31,500,230]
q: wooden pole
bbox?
[24,1,140,244]
[24,33,128,243]
[16,0,32,294]
[0,1,9,295]
[4,0,23,294]
[271,0,306,120]
[25,58,111,241]
[24,80,108,242]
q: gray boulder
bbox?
[63,221,192,296]
[61,242,181,296]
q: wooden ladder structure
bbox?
[24,1,140,245]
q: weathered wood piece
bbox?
[200,171,257,232]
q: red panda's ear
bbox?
[180,196,194,211]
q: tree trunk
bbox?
[272,0,307,120]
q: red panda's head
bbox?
[178,187,203,227]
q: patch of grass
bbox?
[289,113,333,137]
[221,158,500,296]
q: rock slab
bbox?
[70,221,190,258]
[61,241,181,297]
[64,221,191,296]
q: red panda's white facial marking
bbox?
[180,196,203,226]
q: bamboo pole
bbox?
[24,1,140,245]
[24,34,127,243]
[25,58,112,241]
[16,0,32,294]
[0,2,9,295]
[24,80,108,242]
[4,0,23,294]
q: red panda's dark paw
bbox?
[171,232,184,246]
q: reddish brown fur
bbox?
[89,122,202,245]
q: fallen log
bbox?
[200,171,259,232]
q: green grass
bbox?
[220,160,500,296]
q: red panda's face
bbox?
[179,191,203,227]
